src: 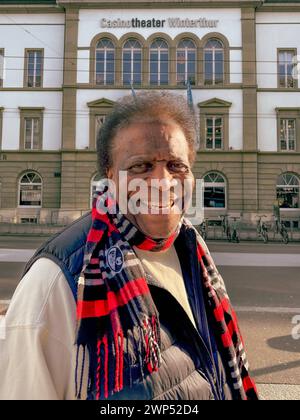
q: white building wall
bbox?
[78,9,242,47]
[0,13,65,88]
[76,89,243,151]
[258,92,300,151]
[256,12,300,89]
[1,92,63,150]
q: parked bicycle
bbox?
[275,219,289,244]
[199,218,208,240]
[220,215,231,241]
[228,217,240,243]
[256,215,269,243]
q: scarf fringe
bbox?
[76,315,161,400]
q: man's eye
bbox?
[168,162,189,172]
[129,163,151,173]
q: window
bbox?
[24,49,43,88]
[150,39,169,86]
[280,118,296,151]
[90,173,102,208]
[204,172,226,209]
[276,108,300,153]
[24,118,40,150]
[123,39,142,86]
[204,39,224,85]
[87,98,115,150]
[206,116,223,149]
[198,98,231,151]
[276,173,299,209]
[19,107,44,151]
[0,49,4,87]
[278,49,297,89]
[95,39,115,85]
[19,172,42,207]
[176,39,196,86]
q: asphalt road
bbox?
[0,236,300,399]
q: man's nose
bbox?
[149,162,173,184]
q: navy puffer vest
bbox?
[22,212,232,400]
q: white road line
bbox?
[0,249,299,267]
[212,252,300,267]
[0,249,35,262]
[234,306,300,314]
[1,299,299,315]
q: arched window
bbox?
[95,38,115,85]
[123,39,142,86]
[90,173,102,208]
[19,172,42,207]
[176,39,196,86]
[204,39,224,85]
[204,172,226,209]
[276,173,299,209]
[149,39,169,86]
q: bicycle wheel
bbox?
[226,227,231,242]
[282,230,289,244]
[262,230,269,244]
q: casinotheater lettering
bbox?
[100,18,219,29]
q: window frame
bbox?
[24,48,44,88]
[18,171,43,208]
[176,39,196,86]
[19,107,44,151]
[205,116,224,150]
[276,173,300,210]
[276,108,300,153]
[149,38,169,86]
[95,38,115,86]
[204,39,224,86]
[277,48,298,89]
[87,98,115,150]
[203,172,227,210]
[122,38,142,86]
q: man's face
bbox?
[107,120,195,239]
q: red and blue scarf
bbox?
[76,186,258,400]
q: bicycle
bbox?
[256,215,269,243]
[229,217,240,243]
[199,218,208,240]
[275,219,289,244]
[220,215,231,241]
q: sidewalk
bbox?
[257,384,300,400]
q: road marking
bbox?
[0,249,35,262]
[213,252,300,267]
[0,249,299,267]
[1,299,299,316]
[235,306,300,314]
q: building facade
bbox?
[0,0,300,227]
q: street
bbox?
[0,236,300,400]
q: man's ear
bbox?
[107,168,113,179]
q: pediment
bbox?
[197,98,232,108]
[87,98,115,108]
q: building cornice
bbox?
[0,5,63,13]
[56,0,263,9]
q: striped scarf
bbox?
[76,187,258,400]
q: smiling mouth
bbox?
[139,199,175,211]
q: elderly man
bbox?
[0,91,258,400]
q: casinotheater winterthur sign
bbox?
[100,17,219,29]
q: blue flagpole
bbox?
[130,82,137,100]
[186,79,194,110]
